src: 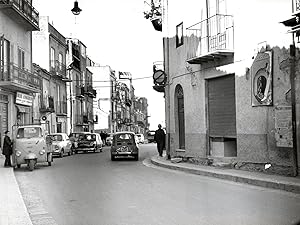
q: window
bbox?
[58,53,63,71]
[50,47,55,68]
[176,22,184,48]
[18,48,25,69]
[0,37,10,80]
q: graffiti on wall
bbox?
[251,51,273,106]
[274,106,293,148]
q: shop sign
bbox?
[16,92,33,106]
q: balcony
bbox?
[75,86,84,98]
[56,101,67,116]
[0,0,39,31]
[49,60,70,81]
[40,96,55,113]
[84,85,96,98]
[186,14,234,65]
[125,98,132,107]
[0,63,41,93]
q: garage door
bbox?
[208,74,236,137]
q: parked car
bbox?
[105,133,114,146]
[136,134,145,144]
[47,133,72,158]
[147,130,156,143]
[110,131,139,161]
[72,132,103,153]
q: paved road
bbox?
[15,143,300,225]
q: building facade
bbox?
[160,0,300,175]
[66,38,95,134]
[32,16,69,134]
[0,0,40,147]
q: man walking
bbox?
[154,124,165,157]
[2,131,13,167]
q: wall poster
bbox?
[274,106,293,148]
[251,50,273,106]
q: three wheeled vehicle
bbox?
[13,125,53,171]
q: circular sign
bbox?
[153,70,166,85]
[41,115,47,121]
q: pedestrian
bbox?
[154,124,165,157]
[2,130,13,167]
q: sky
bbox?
[34,0,166,130]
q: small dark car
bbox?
[110,132,139,161]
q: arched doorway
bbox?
[175,85,185,149]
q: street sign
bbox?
[153,70,166,85]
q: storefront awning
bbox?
[16,105,29,113]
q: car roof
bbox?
[48,133,66,135]
[114,131,136,135]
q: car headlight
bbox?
[16,151,22,157]
[39,149,46,155]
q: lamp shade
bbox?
[71,1,82,15]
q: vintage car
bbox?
[110,131,139,161]
[47,133,72,157]
[71,132,103,153]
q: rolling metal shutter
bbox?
[208,74,236,137]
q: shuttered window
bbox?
[208,74,236,137]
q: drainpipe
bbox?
[290,41,298,177]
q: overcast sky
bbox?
[34,0,166,130]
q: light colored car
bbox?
[136,134,145,144]
[106,133,114,146]
[47,133,72,158]
[110,132,139,161]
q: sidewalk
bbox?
[0,155,33,225]
[151,155,300,194]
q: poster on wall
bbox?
[251,50,273,106]
[274,106,293,148]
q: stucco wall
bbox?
[0,12,32,70]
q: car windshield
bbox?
[115,133,134,141]
[48,135,63,141]
[78,134,96,141]
[17,127,42,139]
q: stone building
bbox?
[159,0,299,175]
[0,0,40,146]
[32,16,69,133]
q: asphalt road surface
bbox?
[15,143,300,225]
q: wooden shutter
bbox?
[208,74,236,137]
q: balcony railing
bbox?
[0,62,41,92]
[50,60,67,78]
[56,101,67,115]
[0,0,39,30]
[186,14,234,64]
[84,85,96,98]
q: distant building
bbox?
[66,38,96,133]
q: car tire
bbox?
[60,150,64,158]
[134,154,139,161]
[17,164,21,168]
[48,161,52,166]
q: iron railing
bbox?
[186,14,234,60]
[0,0,39,28]
[0,62,41,89]
[50,60,67,78]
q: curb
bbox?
[150,156,300,194]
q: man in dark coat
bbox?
[2,130,13,167]
[154,124,165,157]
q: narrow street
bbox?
[13,143,300,225]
